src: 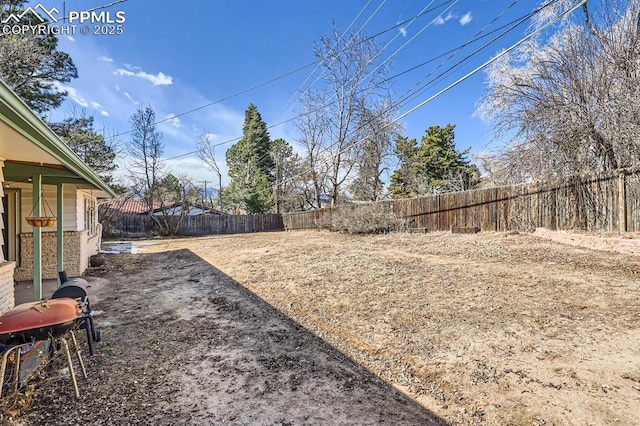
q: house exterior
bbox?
[0,79,115,313]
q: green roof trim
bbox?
[0,79,116,198]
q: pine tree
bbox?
[50,113,121,191]
[0,1,77,113]
[225,104,274,213]
[389,125,479,198]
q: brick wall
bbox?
[0,261,16,314]
[14,231,90,280]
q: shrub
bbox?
[316,202,407,234]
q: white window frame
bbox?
[84,196,97,237]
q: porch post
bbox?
[0,158,5,263]
[56,182,64,287]
[32,173,42,301]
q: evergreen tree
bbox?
[0,1,78,113]
[388,135,420,199]
[389,125,479,198]
[50,113,122,191]
[225,104,274,213]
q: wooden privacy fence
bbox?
[101,213,284,238]
[282,170,640,233]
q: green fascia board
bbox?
[0,80,116,198]
[4,162,80,181]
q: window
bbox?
[84,197,96,236]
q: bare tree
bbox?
[279,153,318,212]
[126,106,165,215]
[296,24,394,207]
[294,90,329,208]
[349,97,402,201]
[196,132,223,213]
[478,0,640,184]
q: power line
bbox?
[353,0,458,94]
[107,60,316,141]
[162,0,537,163]
[102,0,458,143]
[230,0,588,203]
[390,0,529,115]
[397,0,587,123]
[284,0,456,113]
[125,0,565,186]
[280,0,375,111]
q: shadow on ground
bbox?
[12,248,446,425]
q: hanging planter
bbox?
[26,216,57,227]
[26,189,57,228]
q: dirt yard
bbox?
[7,229,640,425]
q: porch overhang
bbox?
[0,78,115,305]
[3,161,111,198]
[0,81,115,198]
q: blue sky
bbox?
[29,0,563,186]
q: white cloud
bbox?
[399,27,407,37]
[94,103,110,116]
[435,11,457,25]
[98,56,114,62]
[114,68,173,86]
[66,36,75,42]
[165,113,182,128]
[52,82,88,107]
[460,12,473,26]
[203,132,217,140]
[123,91,137,104]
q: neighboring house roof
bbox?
[152,204,221,216]
[100,200,222,216]
[0,79,115,198]
[99,199,164,215]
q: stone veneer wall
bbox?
[14,230,90,281]
[82,233,100,273]
[0,261,16,313]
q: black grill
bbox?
[51,275,100,355]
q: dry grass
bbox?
[139,230,640,425]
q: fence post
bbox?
[619,170,627,233]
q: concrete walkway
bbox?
[14,279,60,305]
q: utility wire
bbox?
[124,0,563,175]
[162,0,536,162]
[357,0,454,87]
[285,0,454,113]
[160,6,529,162]
[396,0,586,123]
[228,0,588,202]
[102,0,457,143]
[389,0,526,115]
[237,1,535,189]
[280,0,375,111]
